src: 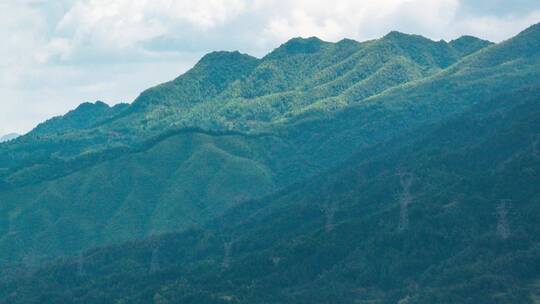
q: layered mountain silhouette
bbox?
[0,133,19,143]
[0,23,539,303]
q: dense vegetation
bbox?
[0,23,539,303]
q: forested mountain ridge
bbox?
[0,31,491,178]
[30,101,129,136]
[0,28,502,265]
[2,83,539,304]
[0,23,539,303]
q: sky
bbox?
[1,0,540,135]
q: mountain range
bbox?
[0,23,539,303]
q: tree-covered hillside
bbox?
[0,24,536,263]
[1,84,539,304]
[0,31,492,177]
[0,22,539,304]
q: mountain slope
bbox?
[0,32,491,177]
[0,24,538,268]
[31,101,128,136]
[1,84,538,304]
[131,51,260,110]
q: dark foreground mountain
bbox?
[0,23,539,303]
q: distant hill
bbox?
[30,101,128,136]
[0,133,19,143]
[0,22,539,304]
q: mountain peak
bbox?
[267,36,327,58]
[381,30,439,45]
[382,30,422,41]
[384,30,409,38]
[449,35,493,57]
[187,50,260,83]
[188,50,260,78]
[336,38,361,48]
[30,100,126,136]
[131,50,260,109]
[196,50,257,67]
[74,100,110,111]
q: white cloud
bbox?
[54,0,247,53]
[452,10,540,42]
[258,0,460,43]
[255,0,540,44]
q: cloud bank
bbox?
[1,0,539,134]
